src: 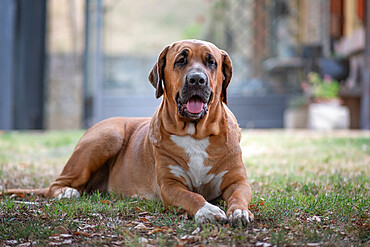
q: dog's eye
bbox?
[207,58,217,68]
[175,57,186,67]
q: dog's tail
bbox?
[2,188,49,197]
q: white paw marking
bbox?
[56,188,80,200]
[228,209,252,225]
[194,202,227,224]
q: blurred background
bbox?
[0,0,369,130]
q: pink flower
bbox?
[323,74,332,83]
[301,81,309,91]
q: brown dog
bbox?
[8,40,253,225]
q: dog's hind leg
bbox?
[46,119,125,199]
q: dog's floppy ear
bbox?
[220,50,233,104]
[149,45,170,99]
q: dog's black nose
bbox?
[186,72,208,87]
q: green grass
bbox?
[0,130,369,246]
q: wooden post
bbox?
[12,0,46,129]
[0,1,15,129]
[362,0,370,129]
[84,0,103,126]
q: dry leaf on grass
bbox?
[54,226,69,235]
[74,231,91,237]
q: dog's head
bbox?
[149,40,232,122]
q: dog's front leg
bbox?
[221,168,254,226]
[157,173,227,224]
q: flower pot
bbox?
[312,98,342,105]
[308,103,350,130]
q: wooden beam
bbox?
[0,2,15,129]
[344,0,356,37]
[361,0,370,129]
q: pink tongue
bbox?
[187,98,204,114]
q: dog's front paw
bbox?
[227,209,254,226]
[56,187,80,200]
[194,202,227,224]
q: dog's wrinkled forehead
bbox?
[167,40,222,62]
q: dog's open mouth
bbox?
[177,93,210,121]
[187,96,204,114]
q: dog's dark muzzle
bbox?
[177,70,211,121]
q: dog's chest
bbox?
[169,125,227,200]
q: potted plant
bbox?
[301,72,340,104]
[301,72,349,130]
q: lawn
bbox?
[0,130,369,246]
